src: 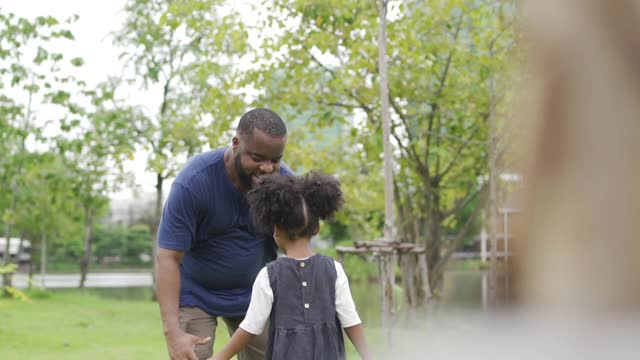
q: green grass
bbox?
[446,259,491,271]
[0,289,372,359]
[0,289,227,359]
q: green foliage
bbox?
[315,247,377,282]
[23,286,52,300]
[93,224,152,263]
[0,2,516,294]
[93,224,126,260]
[114,0,251,182]
[248,0,517,288]
[124,224,152,260]
[0,12,86,271]
[1,264,32,303]
[0,263,17,275]
[112,2,254,279]
[2,286,32,303]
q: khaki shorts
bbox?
[179,306,268,360]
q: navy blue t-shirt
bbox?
[158,147,292,317]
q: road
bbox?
[9,272,153,289]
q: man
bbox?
[156,108,292,360]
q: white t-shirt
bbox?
[239,259,362,335]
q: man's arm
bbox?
[208,328,255,360]
[156,247,210,360]
[344,324,373,360]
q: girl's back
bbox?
[266,254,346,359]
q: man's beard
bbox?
[234,154,254,190]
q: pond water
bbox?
[52,270,498,326]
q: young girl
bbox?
[210,172,372,360]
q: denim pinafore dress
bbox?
[265,254,346,359]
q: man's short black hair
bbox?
[237,108,287,138]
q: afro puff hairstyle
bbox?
[246,171,344,239]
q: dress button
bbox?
[300,262,305,268]
[304,303,310,309]
[302,281,307,287]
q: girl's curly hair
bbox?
[247,171,343,239]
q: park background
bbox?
[3,0,637,359]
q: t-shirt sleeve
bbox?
[279,163,295,176]
[334,260,362,328]
[239,267,273,335]
[157,182,199,251]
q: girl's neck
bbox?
[284,238,315,259]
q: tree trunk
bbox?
[400,253,417,307]
[40,226,46,289]
[426,208,444,291]
[151,173,164,301]
[17,234,25,266]
[377,0,394,348]
[2,179,17,289]
[28,255,34,289]
[2,222,12,289]
[376,252,395,349]
[79,207,93,288]
[488,60,499,305]
[417,251,432,303]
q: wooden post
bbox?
[481,227,488,263]
[503,209,509,300]
[417,251,432,304]
[400,253,417,307]
[376,252,394,349]
[389,250,397,312]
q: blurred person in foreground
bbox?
[156,108,293,360]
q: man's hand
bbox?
[165,328,211,360]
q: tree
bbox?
[56,81,140,287]
[93,224,151,264]
[249,0,516,300]
[0,12,81,288]
[113,0,251,297]
[13,152,78,287]
[94,224,127,262]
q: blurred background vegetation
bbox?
[0,0,519,357]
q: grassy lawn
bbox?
[0,289,228,360]
[0,289,375,359]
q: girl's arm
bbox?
[209,329,254,360]
[334,260,372,359]
[344,324,373,360]
[210,267,273,359]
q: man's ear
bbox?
[232,136,239,153]
[274,225,283,239]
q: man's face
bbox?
[233,128,286,189]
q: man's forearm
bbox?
[156,252,182,335]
